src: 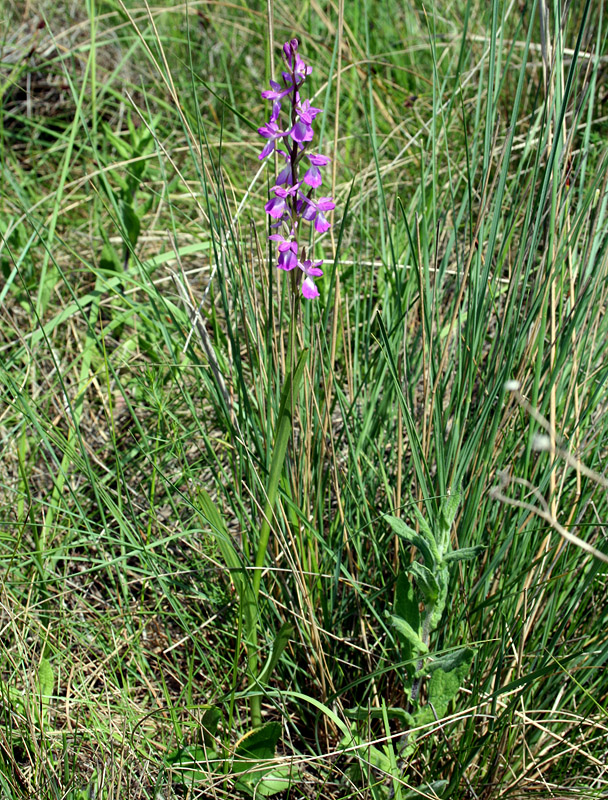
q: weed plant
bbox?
[1,0,607,798]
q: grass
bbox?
[1,0,608,797]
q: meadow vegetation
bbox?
[1,0,608,798]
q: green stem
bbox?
[247,310,307,728]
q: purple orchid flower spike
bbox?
[258,38,335,299]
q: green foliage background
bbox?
[1,0,607,797]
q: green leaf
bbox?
[235,764,294,797]
[394,571,419,674]
[199,490,246,600]
[408,562,440,604]
[36,657,54,725]
[234,721,281,768]
[339,732,392,773]
[427,647,474,674]
[257,622,294,686]
[443,546,486,564]
[38,658,53,699]
[440,490,461,529]
[200,706,222,747]
[428,669,460,718]
[388,615,428,654]
[409,502,434,541]
[427,655,472,719]
[429,565,449,632]
[404,780,448,799]
[167,744,218,783]
[121,202,141,248]
[384,516,437,566]
[103,124,132,159]
[437,490,461,555]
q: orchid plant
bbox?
[259,38,334,299]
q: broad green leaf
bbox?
[404,780,448,799]
[36,657,54,726]
[408,562,440,604]
[233,721,281,768]
[38,657,53,699]
[409,501,434,542]
[388,615,428,654]
[437,490,461,555]
[427,655,471,719]
[236,764,294,797]
[429,565,449,632]
[384,516,436,566]
[167,744,218,782]
[427,647,474,674]
[339,732,392,773]
[201,706,222,747]
[440,490,461,529]
[121,202,141,248]
[394,570,419,675]
[443,546,486,564]
[427,668,460,718]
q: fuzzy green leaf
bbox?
[389,615,428,654]
[384,515,437,566]
[443,546,486,564]
[394,570,419,673]
[408,561,440,604]
[427,647,474,674]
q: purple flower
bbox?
[269,232,298,270]
[261,79,294,103]
[264,183,300,219]
[258,39,334,300]
[290,120,314,143]
[283,39,312,82]
[303,154,330,188]
[302,195,335,232]
[296,98,322,125]
[275,150,293,185]
[299,258,323,298]
[257,121,287,160]
[278,250,298,270]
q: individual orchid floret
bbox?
[296,98,322,125]
[261,79,294,103]
[303,153,330,188]
[299,258,323,298]
[269,232,297,264]
[275,150,293,185]
[264,183,300,219]
[258,120,288,160]
[269,232,298,271]
[290,120,314,143]
[302,195,335,233]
